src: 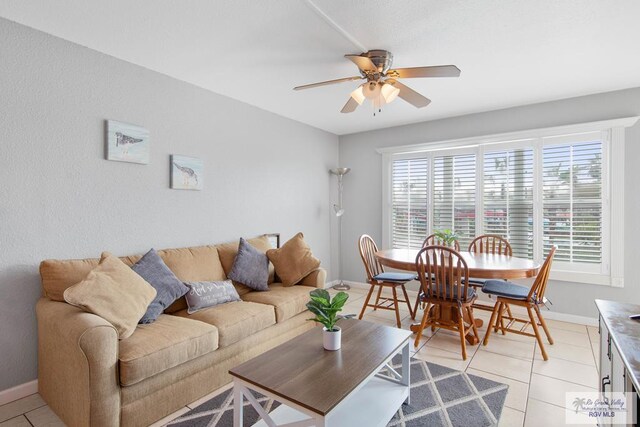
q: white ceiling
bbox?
[2,0,640,135]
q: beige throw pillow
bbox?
[267,232,320,287]
[63,252,157,339]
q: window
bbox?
[391,158,428,249]
[381,117,636,286]
[483,147,534,259]
[433,153,476,249]
[542,138,603,271]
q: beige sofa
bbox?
[36,235,325,427]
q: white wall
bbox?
[0,18,339,391]
[339,87,640,319]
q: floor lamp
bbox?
[330,167,351,291]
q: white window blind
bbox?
[483,148,534,258]
[542,140,603,266]
[391,158,428,249]
[432,153,476,248]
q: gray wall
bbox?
[0,18,339,391]
[339,87,640,319]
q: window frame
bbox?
[380,117,638,287]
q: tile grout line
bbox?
[522,337,537,427]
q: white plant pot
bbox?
[323,326,341,351]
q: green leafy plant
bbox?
[433,228,460,245]
[306,289,349,332]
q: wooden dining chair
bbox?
[412,234,462,318]
[358,235,415,327]
[482,246,556,360]
[413,246,480,360]
[467,234,514,316]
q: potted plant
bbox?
[434,228,460,246]
[306,289,349,351]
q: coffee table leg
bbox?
[401,341,410,405]
[233,381,243,427]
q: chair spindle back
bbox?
[468,234,513,256]
[415,245,471,303]
[358,234,384,283]
[528,246,556,303]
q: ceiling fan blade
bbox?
[340,97,360,114]
[389,65,461,79]
[345,54,378,72]
[294,76,362,91]
[386,79,431,108]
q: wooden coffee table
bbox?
[229,319,412,427]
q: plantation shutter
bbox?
[391,158,429,249]
[542,139,603,265]
[483,147,534,258]
[432,153,476,248]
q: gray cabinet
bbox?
[596,300,639,427]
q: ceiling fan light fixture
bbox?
[381,83,400,104]
[350,85,365,105]
[362,81,382,100]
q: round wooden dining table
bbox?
[374,248,540,344]
[374,249,540,280]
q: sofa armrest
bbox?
[37,298,120,427]
[299,268,327,288]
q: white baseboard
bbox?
[336,281,598,327]
[540,311,598,327]
[0,380,38,406]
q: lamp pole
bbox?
[330,168,351,291]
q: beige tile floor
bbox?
[0,287,600,427]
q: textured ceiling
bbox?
[2,0,640,135]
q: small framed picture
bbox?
[105,120,150,164]
[170,155,203,190]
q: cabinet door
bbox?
[599,316,613,426]
[611,344,625,394]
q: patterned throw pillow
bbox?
[131,248,190,324]
[184,280,241,314]
[227,238,270,291]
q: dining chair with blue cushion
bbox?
[414,245,479,360]
[411,234,461,318]
[358,235,415,327]
[482,246,556,360]
[467,234,513,287]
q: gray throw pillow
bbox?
[228,238,269,291]
[184,280,241,314]
[131,248,189,324]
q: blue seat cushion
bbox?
[373,272,417,283]
[466,277,487,286]
[482,280,531,300]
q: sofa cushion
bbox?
[40,255,140,302]
[266,233,320,286]
[119,314,218,386]
[157,245,226,313]
[39,245,224,304]
[174,301,275,347]
[63,252,157,339]
[217,235,275,294]
[241,283,314,323]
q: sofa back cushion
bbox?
[40,245,225,306]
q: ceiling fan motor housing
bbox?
[363,49,394,76]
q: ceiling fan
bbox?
[294,50,460,114]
